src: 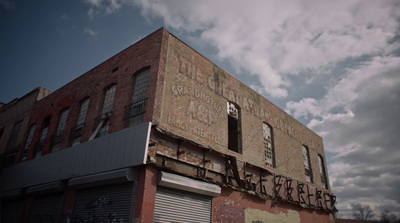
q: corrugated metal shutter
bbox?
[154,188,212,223]
[71,183,133,223]
[1,199,26,223]
[28,193,64,223]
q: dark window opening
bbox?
[227,102,241,153]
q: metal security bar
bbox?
[124,98,148,120]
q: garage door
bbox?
[154,187,212,223]
[28,193,64,223]
[71,183,133,223]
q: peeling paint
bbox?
[245,208,300,223]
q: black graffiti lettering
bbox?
[71,196,126,223]
[316,189,323,208]
[285,179,294,202]
[298,183,307,205]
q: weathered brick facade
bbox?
[1,28,335,223]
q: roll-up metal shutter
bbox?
[28,193,64,223]
[71,183,133,223]
[1,199,26,223]
[154,188,212,223]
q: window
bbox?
[6,120,23,151]
[22,124,36,161]
[302,145,313,182]
[52,108,69,151]
[97,84,116,137]
[126,68,150,127]
[0,128,4,142]
[227,102,242,153]
[263,123,274,167]
[72,98,90,146]
[36,116,51,158]
[318,155,328,189]
[101,84,116,116]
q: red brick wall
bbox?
[19,28,168,161]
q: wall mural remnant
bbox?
[162,40,323,163]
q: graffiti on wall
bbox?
[70,196,126,223]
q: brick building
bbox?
[0,87,51,168]
[1,28,336,223]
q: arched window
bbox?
[318,155,328,189]
[227,102,242,153]
[96,84,117,138]
[72,97,90,146]
[21,124,36,161]
[302,145,313,182]
[263,123,274,167]
[5,120,22,151]
[126,67,150,127]
[36,116,51,158]
[52,108,69,152]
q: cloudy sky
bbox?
[1,0,399,219]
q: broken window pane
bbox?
[263,123,274,167]
[302,145,312,182]
[318,155,328,189]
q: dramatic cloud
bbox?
[132,0,400,99]
[84,0,400,218]
[301,57,400,217]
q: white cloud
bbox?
[307,56,400,217]
[85,0,123,19]
[84,28,98,36]
[131,0,399,99]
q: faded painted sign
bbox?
[159,34,325,179]
[245,208,300,223]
